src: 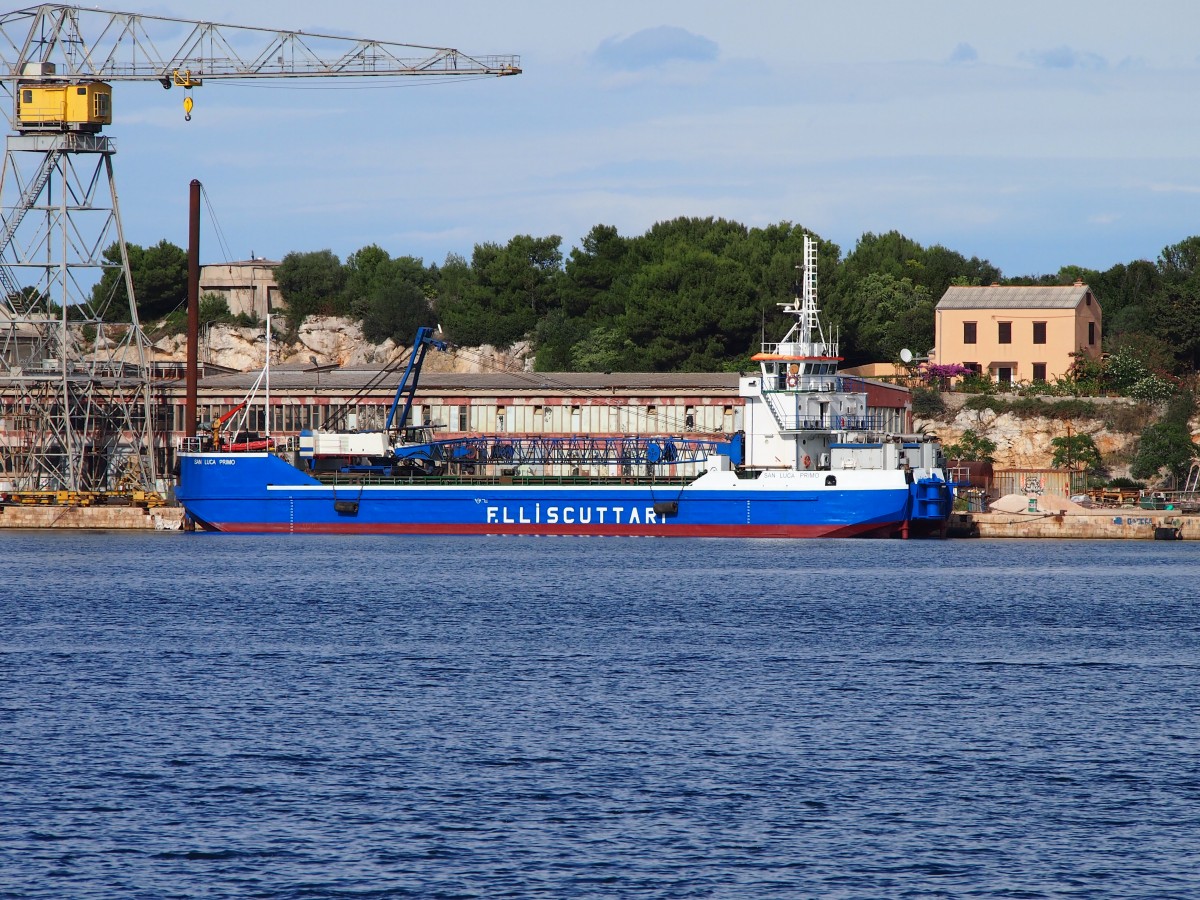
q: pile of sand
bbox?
[989,493,1092,515]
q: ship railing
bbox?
[414,434,732,467]
[177,434,297,453]
[1137,489,1200,512]
[764,375,869,393]
[315,471,698,488]
[772,412,884,432]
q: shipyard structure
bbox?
[0,357,919,501]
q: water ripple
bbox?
[1,535,1198,898]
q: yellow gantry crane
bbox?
[0,4,519,497]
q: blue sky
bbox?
[86,1,1200,277]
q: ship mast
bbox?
[777,235,836,369]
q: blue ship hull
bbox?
[176,452,950,538]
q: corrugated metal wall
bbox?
[993,469,1088,498]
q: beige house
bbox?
[932,282,1102,384]
[199,259,281,320]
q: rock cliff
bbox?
[916,393,1151,476]
[152,317,534,374]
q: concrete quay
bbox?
[1,503,1193,539]
[950,509,1198,540]
[0,504,185,530]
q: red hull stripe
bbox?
[211,521,900,538]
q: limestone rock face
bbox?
[153,317,533,373]
[915,394,1147,477]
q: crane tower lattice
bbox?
[0,4,519,496]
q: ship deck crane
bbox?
[0,4,520,497]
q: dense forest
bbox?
[97,218,1200,376]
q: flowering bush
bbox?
[922,363,972,384]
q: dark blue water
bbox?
[2,534,1199,899]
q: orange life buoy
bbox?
[803,454,812,468]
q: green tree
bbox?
[622,247,757,371]
[360,280,432,345]
[534,225,632,368]
[569,325,636,372]
[1131,422,1198,484]
[89,239,187,323]
[1143,237,1200,370]
[1050,433,1102,471]
[1131,392,1198,484]
[943,429,996,462]
[343,244,394,304]
[850,273,934,363]
[1086,259,1160,341]
[274,249,347,326]
[135,239,188,320]
[440,235,563,346]
[341,245,435,344]
[560,224,632,320]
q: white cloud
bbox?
[593,26,719,71]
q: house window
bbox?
[963,321,977,344]
[964,362,981,375]
[997,366,1013,384]
[1033,322,1046,344]
[1033,363,1047,382]
[998,322,1012,344]
[1088,322,1096,345]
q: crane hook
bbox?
[183,95,193,122]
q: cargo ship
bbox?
[175,237,954,537]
